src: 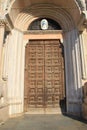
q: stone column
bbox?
[7,29,24,116]
[79,30,87,120]
[0,20,5,77]
[80,30,87,79]
[0,20,9,122]
[79,33,87,79]
[0,20,5,102]
[64,29,82,116]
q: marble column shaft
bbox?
[7,29,23,116]
[64,29,82,115]
[0,22,5,77]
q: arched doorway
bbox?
[6,3,82,116]
[24,18,66,114]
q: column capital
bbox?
[78,11,87,31]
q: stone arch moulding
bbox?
[14,4,75,31]
[2,0,85,14]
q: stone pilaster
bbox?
[7,29,24,116]
[0,19,5,101]
[80,30,87,79]
[0,20,5,77]
[0,19,9,122]
[64,29,82,116]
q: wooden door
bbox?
[24,40,65,112]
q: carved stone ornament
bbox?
[78,11,87,31]
[76,0,86,11]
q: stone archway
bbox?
[6,3,82,116]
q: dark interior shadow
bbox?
[59,83,87,124]
[59,97,87,124]
[59,97,66,114]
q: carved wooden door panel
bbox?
[24,40,65,112]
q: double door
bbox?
[24,40,65,111]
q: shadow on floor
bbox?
[59,97,87,124]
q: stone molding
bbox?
[15,4,75,31]
[78,11,87,31]
[76,0,86,11]
[0,0,85,12]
